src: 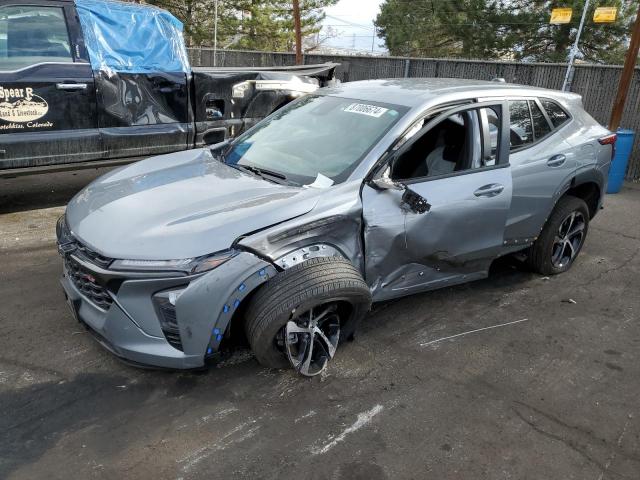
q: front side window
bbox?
[508,100,534,150]
[390,106,501,180]
[0,5,72,71]
[225,95,407,186]
[541,99,570,128]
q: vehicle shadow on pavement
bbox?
[0,372,154,478]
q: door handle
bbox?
[547,154,566,167]
[474,183,505,198]
[56,83,88,91]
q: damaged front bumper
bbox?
[58,241,276,369]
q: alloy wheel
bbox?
[551,211,586,269]
[279,302,341,377]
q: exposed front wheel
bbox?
[244,257,371,376]
[282,302,341,376]
[527,195,590,275]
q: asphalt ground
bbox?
[1,170,639,480]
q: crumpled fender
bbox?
[174,251,277,359]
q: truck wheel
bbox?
[527,195,590,275]
[244,257,371,376]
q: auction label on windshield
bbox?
[344,103,389,118]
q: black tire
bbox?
[244,256,372,370]
[527,195,590,275]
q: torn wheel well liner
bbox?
[565,181,600,218]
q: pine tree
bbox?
[375,0,638,64]
[140,0,337,51]
[501,0,637,64]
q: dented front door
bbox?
[362,102,512,302]
[362,168,512,301]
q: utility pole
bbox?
[562,0,590,91]
[213,0,218,67]
[371,21,375,53]
[609,5,640,130]
[292,0,302,65]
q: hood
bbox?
[65,149,321,260]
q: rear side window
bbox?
[508,100,533,150]
[541,99,570,128]
[530,100,552,140]
[0,5,72,71]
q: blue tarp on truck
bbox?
[75,0,190,74]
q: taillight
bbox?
[598,133,617,145]
[598,133,617,160]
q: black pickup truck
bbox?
[0,0,336,177]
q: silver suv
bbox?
[57,78,615,376]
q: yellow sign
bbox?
[594,6,617,23]
[550,8,573,24]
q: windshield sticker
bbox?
[343,103,389,118]
[304,173,335,189]
[0,86,50,126]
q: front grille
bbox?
[66,258,113,310]
[57,215,113,269]
[75,243,112,269]
[156,297,182,351]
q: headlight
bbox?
[56,214,72,242]
[110,250,236,274]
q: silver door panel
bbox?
[363,166,512,302]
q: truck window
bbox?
[0,5,73,71]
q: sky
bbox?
[320,0,387,53]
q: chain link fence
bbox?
[189,48,640,181]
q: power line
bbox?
[323,21,585,28]
[324,14,374,30]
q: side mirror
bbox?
[370,166,431,215]
[370,166,404,191]
[401,188,431,214]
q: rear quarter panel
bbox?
[505,127,577,243]
[505,99,610,243]
[562,106,611,202]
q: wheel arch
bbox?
[552,165,604,220]
[220,242,356,348]
[243,256,372,372]
[526,171,602,250]
[273,242,351,270]
[237,211,366,277]
[175,251,279,360]
[564,181,601,219]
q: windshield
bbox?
[224,95,407,186]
